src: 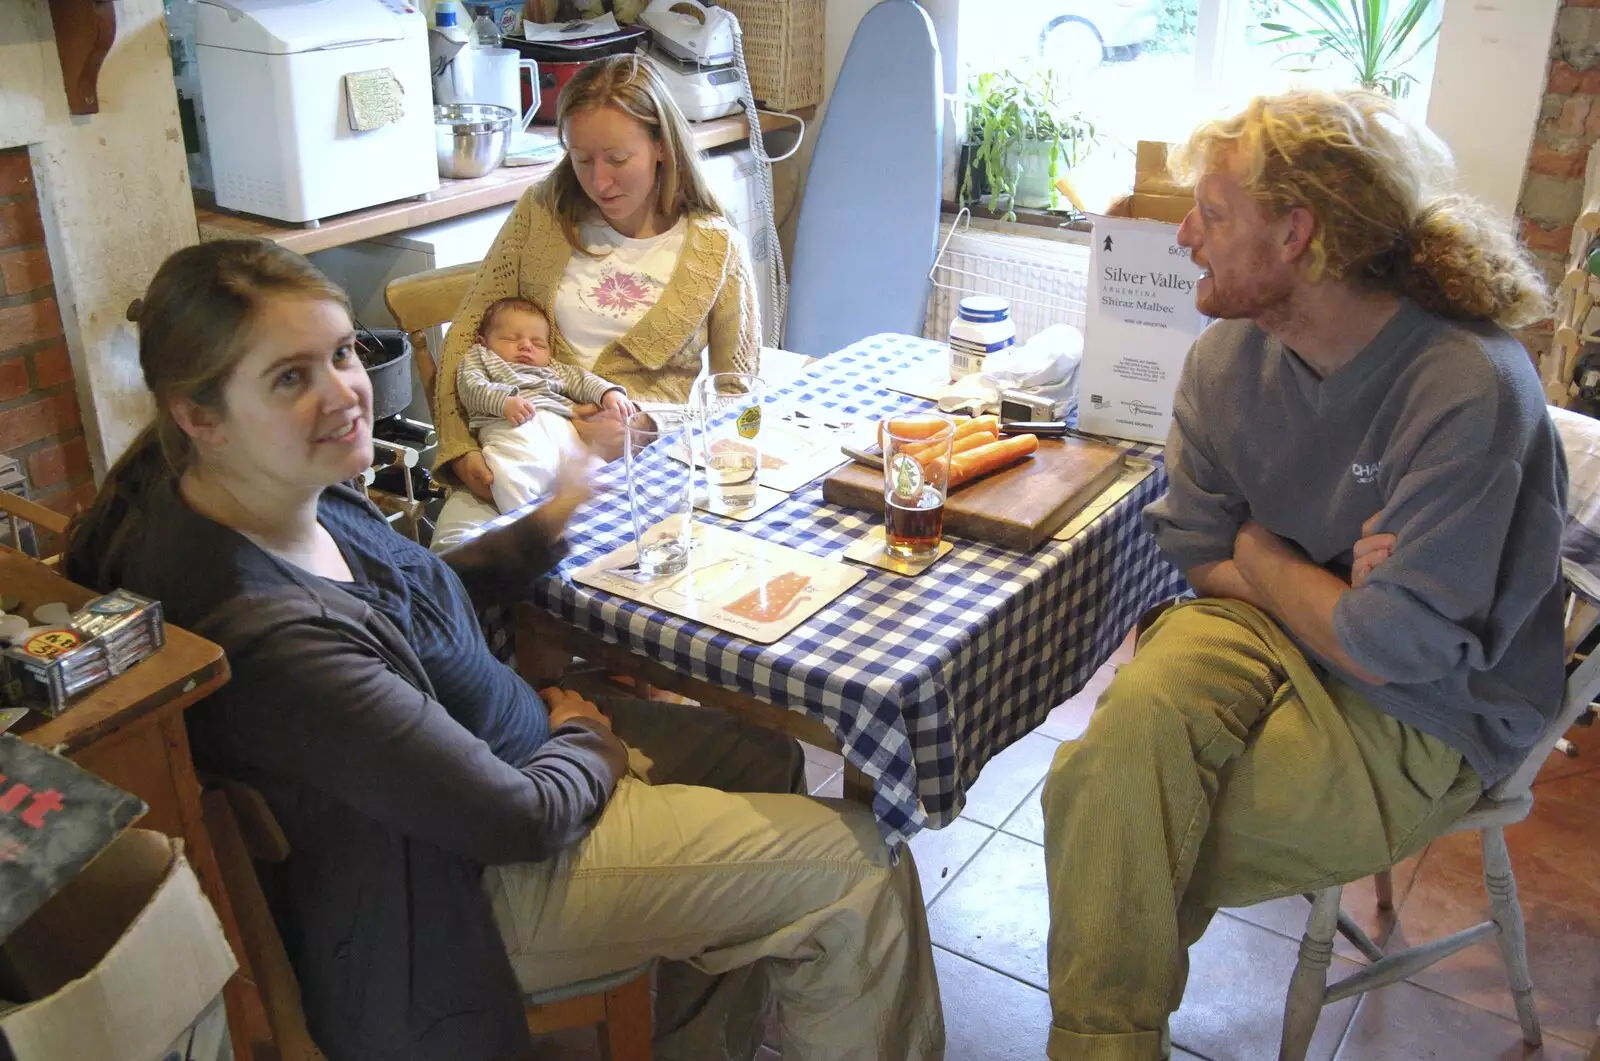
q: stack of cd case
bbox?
[0,590,166,717]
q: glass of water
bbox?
[624,409,695,578]
[693,372,763,510]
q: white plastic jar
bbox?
[948,295,1016,381]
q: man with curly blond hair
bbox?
[1041,89,1567,1060]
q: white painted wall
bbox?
[1426,0,1562,220]
[1,0,195,475]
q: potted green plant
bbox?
[957,67,1095,220]
[1257,0,1439,98]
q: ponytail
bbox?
[1392,196,1550,328]
[64,424,176,591]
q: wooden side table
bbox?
[4,547,269,1061]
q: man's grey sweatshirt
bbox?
[1145,301,1568,786]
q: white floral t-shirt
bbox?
[553,217,688,372]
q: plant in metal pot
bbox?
[1256,0,1439,98]
[957,66,1095,221]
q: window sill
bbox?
[941,200,1093,245]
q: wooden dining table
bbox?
[2,546,267,1061]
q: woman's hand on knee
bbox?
[542,687,613,731]
[453,451,496,503]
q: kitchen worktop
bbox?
[196,110,806,255]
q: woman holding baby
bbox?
[431,54,760,539]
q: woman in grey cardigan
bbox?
[65,240,944,1061]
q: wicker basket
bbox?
[719,0,825,111]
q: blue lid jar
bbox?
[957,295,1011,325]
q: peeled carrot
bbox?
[954,415,1000,441]
[903,432,962,463]
[879,416,947,449]
[951,431,998,458]
[948,434,1039,488]
[903,421,997,463]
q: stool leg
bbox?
[1373,869,1395,911]
[1482,826,1542,1046]
[600,971,653,1061]
[1280,886,1340,1061]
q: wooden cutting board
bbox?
[821,437,1127,551]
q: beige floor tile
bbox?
[960,731,1065,827]
[926,832,1050,989]
[908,817,994,904]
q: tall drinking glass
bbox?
[882,415,954,561]
[624,409,695,578]
[694,372,764,510]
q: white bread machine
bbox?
[196,0,439,224]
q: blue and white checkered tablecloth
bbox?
[473,334,1187,849]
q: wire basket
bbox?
[719,0,825,111]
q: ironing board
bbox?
[783,0,943,359]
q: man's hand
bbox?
[1350,513,1397,589]
[570,402,602,418]
[601,389,636,421]
[1229,519,1387,686]
[503,395,538,426]
[541,687,612,731]
[452,451,496,504]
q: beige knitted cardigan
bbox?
[432,187,761,478]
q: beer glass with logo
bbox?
[693,372,763,510]
[881,415,954,561]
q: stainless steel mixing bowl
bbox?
[434,103,514,179]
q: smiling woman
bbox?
[68,241,374,588]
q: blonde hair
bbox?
[1171,89,1548,327]
[536,54,724,253]
[65,240,350,589]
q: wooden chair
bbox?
[1276,599,1600,1061]
[383,260,480,420]
[203,780,655,1061]
[0,488,69,564]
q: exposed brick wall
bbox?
[0,148,94,541]
[1522,3,1600,288]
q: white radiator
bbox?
[923,217,1091,345]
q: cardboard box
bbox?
[1078,214,1209,444]
[1125,141,1195,223]
[1128,193,1195,225]
[0,829,237,1061]
[0,733,146,942]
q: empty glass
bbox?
[694,372,764,510]
[624,409,695,578]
